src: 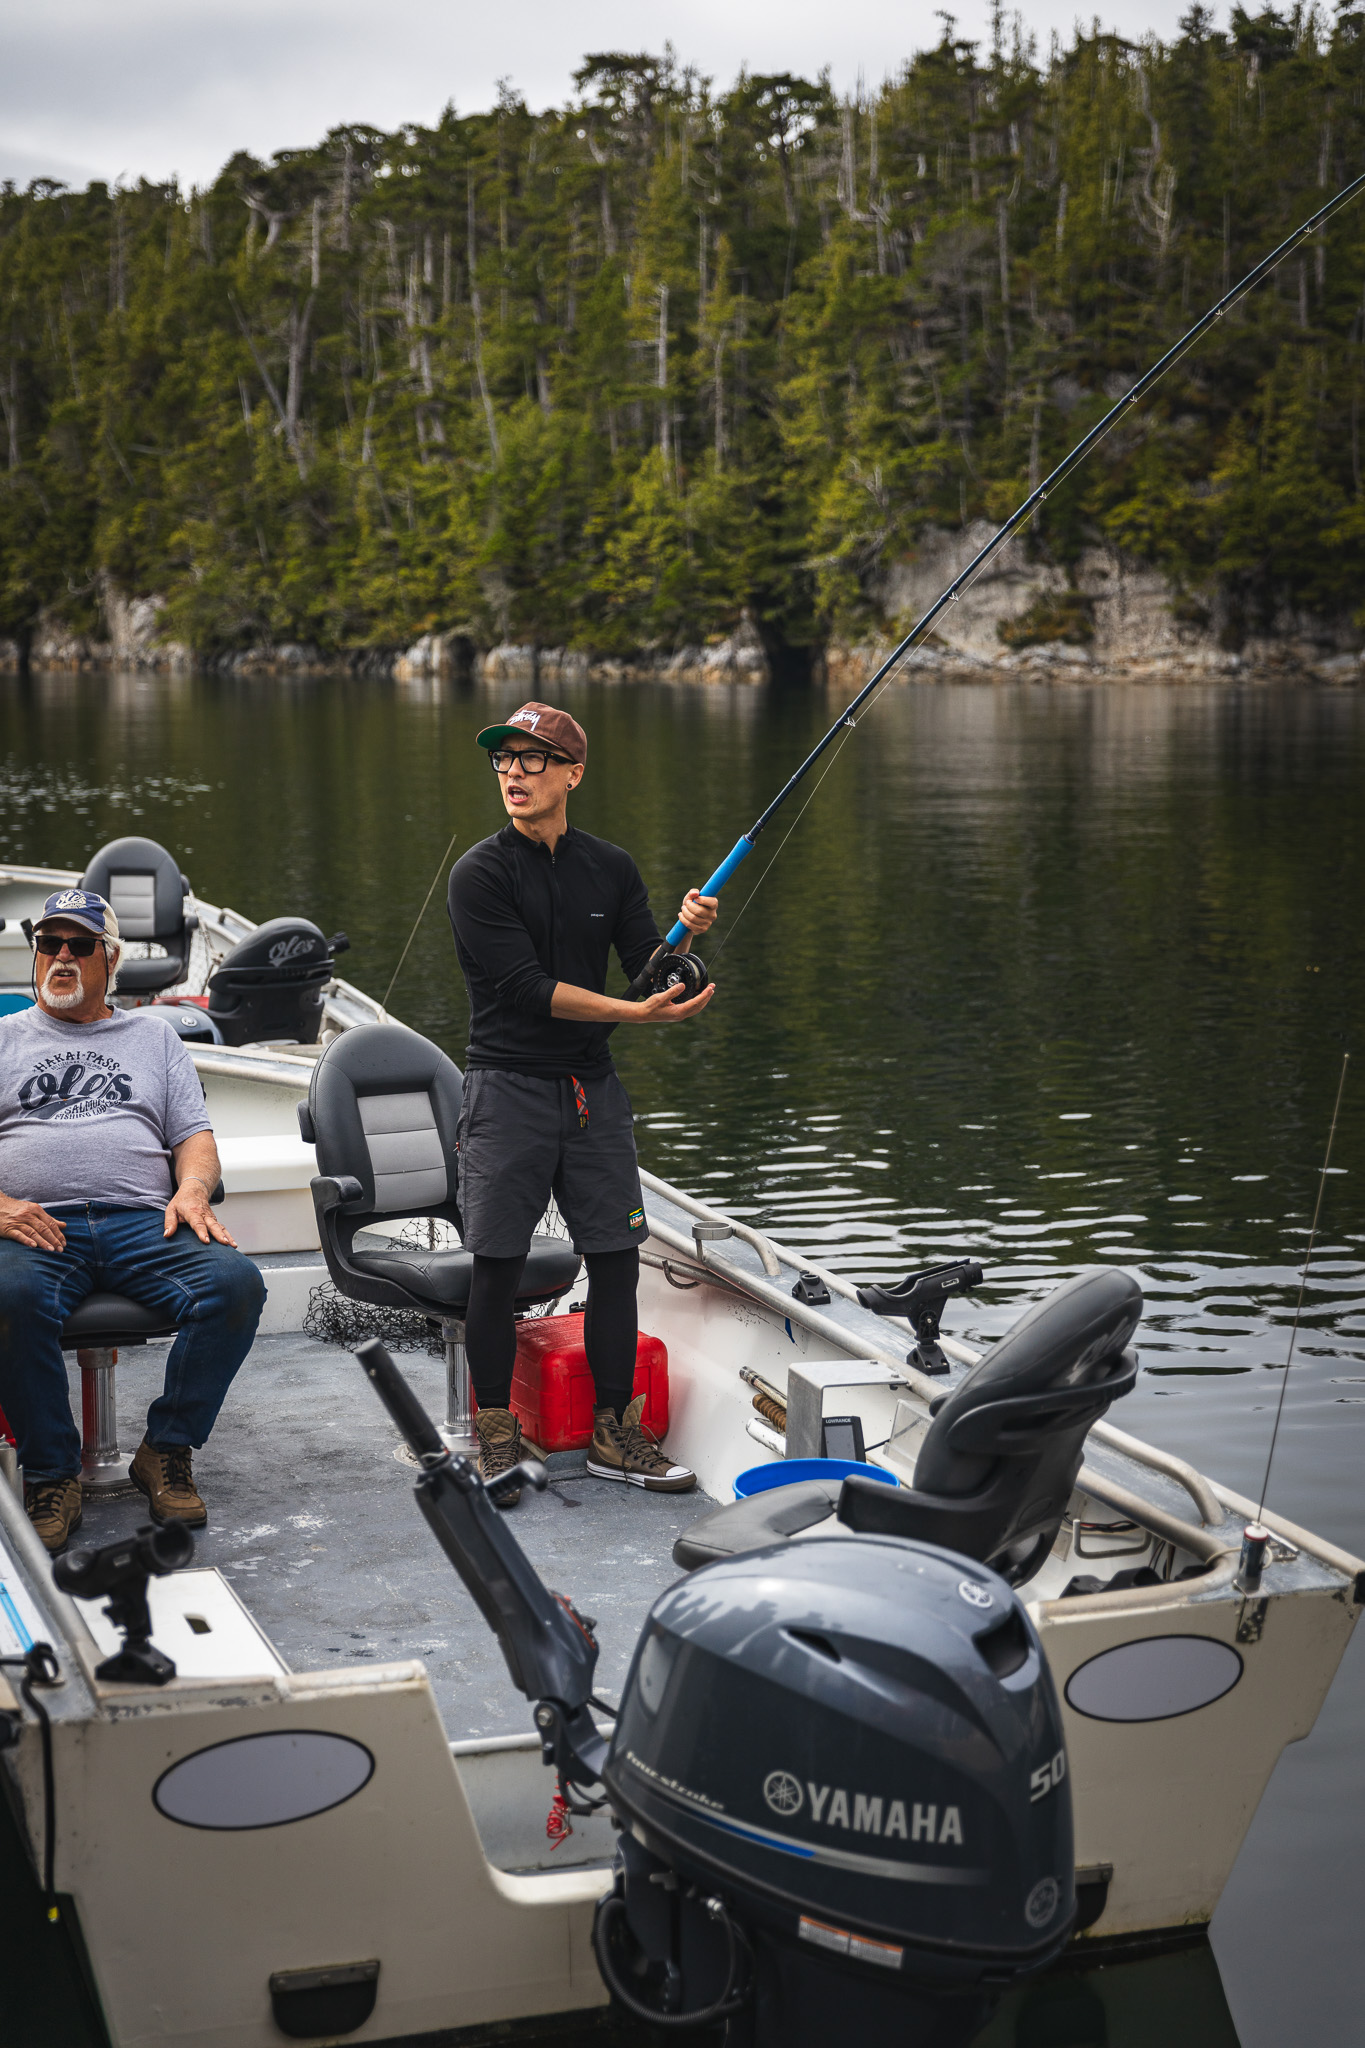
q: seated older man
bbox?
[0,889,265,1553]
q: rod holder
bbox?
[1235,1523,1271,1595]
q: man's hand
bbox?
[675,890,719,940]
[164,1178,239,1248]
[633,982,716,1022]
[0,1193,66,1252]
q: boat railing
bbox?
[639,1170,949,1401]
[638,1175,784,1276]
[638,1167,1365,1588]
[189,1047,318,1091]
[0,1469,105,1691]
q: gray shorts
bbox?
[456,1068,648,1258]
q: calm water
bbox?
[2,669,1362,2047]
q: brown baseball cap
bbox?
[476,702,587,765]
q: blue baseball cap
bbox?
[34,889,120,943]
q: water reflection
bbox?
[976,1938,1238,2047]
[2,668,1362,2047]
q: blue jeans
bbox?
[0,1204,266,1483]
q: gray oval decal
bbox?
[1064,1636,1243,1723]
[153,1730,374,1830]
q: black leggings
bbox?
[465,1247,639,1417]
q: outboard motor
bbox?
[598,1540,1072,2045]
[154,1000,224,1046]
[355,1341,1074,2048]
[207,918,348,1046]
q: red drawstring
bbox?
[547,1787,574,1850]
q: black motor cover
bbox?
[207,917,335,1046]
[603,1536,1072,1993]
[154,1002,224,1046]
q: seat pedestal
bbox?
[78,1347,135,1496]
[440,1320,476,1456]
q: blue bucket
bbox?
[733,1458,899,1501]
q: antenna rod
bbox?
[663,168,1365,949]
[1256,1052,1351,1524]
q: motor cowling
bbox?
[598,1535,1073,2045]
[206,917,344,1047]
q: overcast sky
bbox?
[2,0,1203,195]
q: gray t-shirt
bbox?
[0,1005,213,1210]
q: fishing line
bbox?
[382,825,461,1011]
[703,718,863,970]
[625,166,1365,1001]
[1255,1052,1351,1523]
[706,636,947,966]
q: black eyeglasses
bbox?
[488,748,573,776]
[34,932,101,957]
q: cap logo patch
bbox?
[54,890,91,910]
[509,709,540,728]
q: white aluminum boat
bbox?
[0,848,1358,2048]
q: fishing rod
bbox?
[626,167,1365,1002]
[1235,1051,1352,1595]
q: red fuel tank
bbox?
[507,1313,669,1454]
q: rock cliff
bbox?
[1,557,1359,685]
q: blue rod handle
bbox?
[665,834,755,946]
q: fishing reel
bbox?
[624,945,709,1004]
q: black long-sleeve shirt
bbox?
[447,823,663,1078]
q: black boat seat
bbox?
[304,1024,579,1321]
[673,1267,1142,1588]
[81,834,195,995]
[54,1178,229,1491]
[306,1025,579,1442]
[60,1288,195,1494]
[344,1237,578,1318]
[60,1294,180,1348]
[673,1479,843,1571]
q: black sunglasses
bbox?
[488,748,573,775]
[35,932,101,957]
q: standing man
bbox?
[0,891,265,1552]
[448,702,716,1506]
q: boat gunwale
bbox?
[639,1168,1365,1590]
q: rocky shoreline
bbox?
[3,533,1361,687]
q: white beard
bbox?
[41,968,85,1010]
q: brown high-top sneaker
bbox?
[475,1407,524,1508]
[24,1476,83,1555]
[130,1440,208,1526]
[588,1395,696,1493]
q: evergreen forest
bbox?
[3,8,1365,672]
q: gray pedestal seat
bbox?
[304,1025,580,1453]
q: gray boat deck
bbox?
[68,1331,716,1741]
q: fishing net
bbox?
[302,1203,579,1352]
[302,1284,443,1355]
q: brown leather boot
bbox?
[475,1407,524,1507]
[130,1440,208,1527]
[24,1476,83,1554]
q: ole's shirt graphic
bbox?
[0,1006,210,1208]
